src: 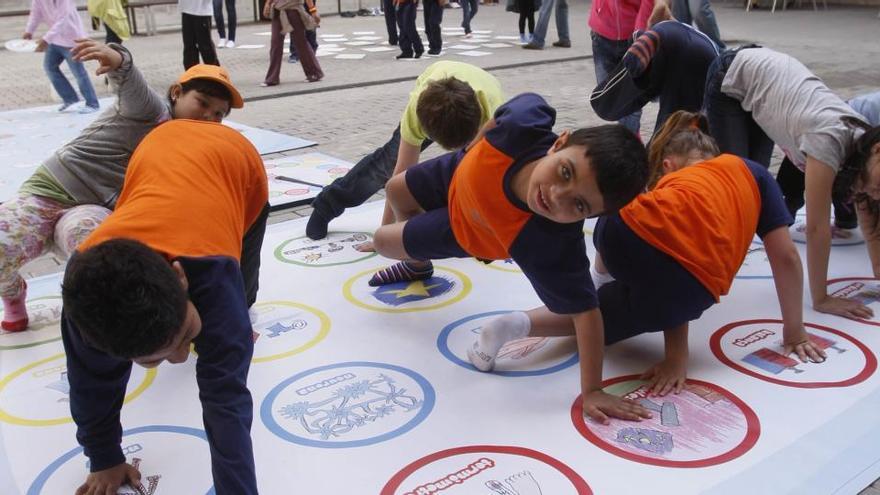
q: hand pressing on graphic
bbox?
[75,462,143,495]
[506,471,542,495]
[71,39,123,76]
[782,325,827,363]
[813,294,874,320]
[354,241,375,252]
[582,389,652,425]
[641,356,687,396]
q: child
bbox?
[470,111,825,422]
[179,0,220,69]
[306,61,503,239]
[704,46,880,321]
[395,0,424,59]
[587,0,655,134]
[590,18,718,136]
[368,93,647,419]
[262,0,323,85]
[0,40,257,332]
[61,119,266,495]
[23,0,100,113]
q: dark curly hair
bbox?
[416,77,482,150]
[167,78,233,116]
[833,117,880,231]
[565,124,649,213]
[62,238,188,359]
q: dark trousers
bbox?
[104,24,122,44]
[461,0,477,34]
[517,0,535,33]
[590,32,640,134]
[181,13,219,69]
[240,203,269,307]
[310,126,433,219]
[289,29,318,58]
[423,0,443,52]
[213,0,237,41]
[383,0,398,44]
[265,9,323,83]
[775,157,857,229]
[704,49,774,167]
[397,1,423,56]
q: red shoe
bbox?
[1,317,28,332]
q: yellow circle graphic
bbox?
[0,353,156,426]
[343,266,472,313]
[251,301,331,363]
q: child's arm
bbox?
[575,309,652,425]
[24,0,43,38]
[381,140,423,225]
[640,323,688,396]
[61,313,142,494]
[762,225,827,362]
[805,157,874,319]
[857,200,880,278]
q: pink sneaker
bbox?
[2,281,28,332]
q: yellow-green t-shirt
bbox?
[400,61,504,147]
[19,165,76,206]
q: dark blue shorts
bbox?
[593,214,715,344]
[401,151,470,261]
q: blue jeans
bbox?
[461,0,478,34]
[44,44,99,108]
[672,0,725,50]
[590,31,641,134]
[530,0,569,47]
[213,0,237,41]
[310,126,432,219]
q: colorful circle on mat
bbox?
[475,257,522,273]
[343,266,471,313]
[0,296,63,350]
[735,241,772,280]
[710,319,876,388]
[275,232,377,267]
[250,301,330,363]
[381,445,592,495]
[827,278,880,327]
[571,375,759,467]
[0,353,156,426]
[28,425,212,494]
[437,311,578,376]
[261,361,435,448]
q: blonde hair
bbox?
[647,111,720,189]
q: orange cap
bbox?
[177,64,244,109]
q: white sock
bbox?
[591,266,615,289]
[467,311,531,371]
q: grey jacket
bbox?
[45,43,170,207]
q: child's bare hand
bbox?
[582,390,652,425]
[783,331,827,363]
[75,462,142,495]
[22,32,33,40]
[814,294,874,320]
[71,39,123,76]
[35,39,47,52]
[640,358,687,396]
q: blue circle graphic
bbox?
[437,311,579,377]
[261,361,435,448]
[28,425,213,495]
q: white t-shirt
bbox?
[721,47,863,172]
[178,0,213,16]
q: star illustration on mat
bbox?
[371,277,455,306]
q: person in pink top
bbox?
[588,0,654,134]
[23,0,100,113]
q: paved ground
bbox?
[3,3,880,490]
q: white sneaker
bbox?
[226,39,235,48]
[218,38,226,48]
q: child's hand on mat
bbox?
[640,358,687,396]
[814,294,874,320]
[75,462,142,495]
[354,241,375,252]
[35,39,47,52]
[783,329,827,363]
[582,390,652,425]
[71,39,123,76]
[22,32,32,40]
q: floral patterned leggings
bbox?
[0,194,110,299]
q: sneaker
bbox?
[288,54,299,63]
[78,105,99,114]
[58,101,77,112]
[427,49,441,55]
[218,38,226,48]
[463,32,473,38]
[552,39,571,48]
[519,33,528,43]
[522,41,543,50]
[396,52,414,59]
[226,40,235,48]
